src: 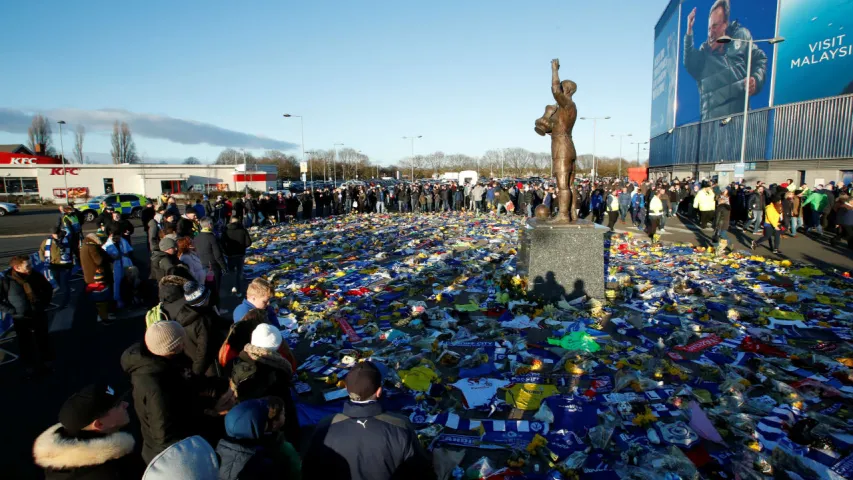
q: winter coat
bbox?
[177,217,198,238]
[162,297,219,377]
[81,234,111,285]
[33,424,144,480]
[142,436,219,480]
[230,344,293,402]
[302,401,435,480]
[179,252,206,285]
[148,219,163,252]
[222,223,252,257]
[121,343,195,464]
[693,188,716,212]
[150,251,178,282]
[0,268,53,319]
[192,231,226,273]
[215,401,301,480]
[748,191,766,211]
[104,236,135,304]
[684,21,768,121]
[40,235,74,267]
[714,203,731,232]
[802,191,828,213]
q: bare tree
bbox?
[27,114,55,155]
[215,148,240,165]
[183,156,202,165]
[110,121,137,164]
[72,125,85,164]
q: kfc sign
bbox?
[0,152,62,165]
[51,168,79,175]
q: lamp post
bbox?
[283,114,309,186]
[715,36,785,172]
[57,120,69,203]
[403,135,422,181]
[610,133,632,180]
[333,143,344,184]
[579,116,610,184]
[630,141,649,165]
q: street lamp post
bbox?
[402,135,422,181]
[715,36,785,171]
[333,143,344,184]
[283,114,309,186]
[57,120,69,203]
[579,116,610,184]
[610,133,632,180]
[630,141,649,165]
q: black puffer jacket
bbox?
[683,21,768,121]
[0,268,53,318]
[160,301,216,377]
[302,401,435,480]
[193,231,227,272]
[120,343,195,464]
[222,222,252,256]
[33,424,144,480]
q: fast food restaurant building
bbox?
[0,145,276,202]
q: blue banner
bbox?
[774,0,853,105]
[650,6,679,137]
[676,0,778,126]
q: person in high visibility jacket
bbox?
[693,185,717,229]
[647,189,666,241]
[605,188,621,231]
[56,205,82,264]
[40,226,74,308]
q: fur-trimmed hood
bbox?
[242,344,292,375]
[33,424,135,470]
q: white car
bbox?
[0,202,19,216]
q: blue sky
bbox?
[0,0,667,165]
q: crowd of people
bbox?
[1,194,436,479]
[1,176,851,478]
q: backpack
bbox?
[145,302,169,328]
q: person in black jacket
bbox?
[302,361,434,480]
[193,217,227,312]
[122,321,232,464]
[177,207,199,238]
[158,276,219,377]
[222,216,252,296]
[0,256,54,378]
[93,203,115,232]
[230,324,300,446]
[33,383,144,480]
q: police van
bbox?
[79,193,148,223]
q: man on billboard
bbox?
[684,0,767,121]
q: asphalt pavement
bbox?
[611,213,853,272]
[0,209,146,266]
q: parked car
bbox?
[0,202,19,216]
[79,193,148,222]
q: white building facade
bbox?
[0,153,276,202]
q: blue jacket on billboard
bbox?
[684,20,767,121]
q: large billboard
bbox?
[774,0,853,106]
[675,0,778,126]
[650,6,680,137]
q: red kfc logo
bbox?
[50,168,79,175]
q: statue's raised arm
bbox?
[551,59,571,108]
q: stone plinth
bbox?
[517,218,607,301]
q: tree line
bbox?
[23,114,647,176]
[25,114,136,164]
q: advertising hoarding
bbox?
[675,0,778,126]
[774,0,853,106]
[650,6,680,137]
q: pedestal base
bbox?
[518,218,608,301]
